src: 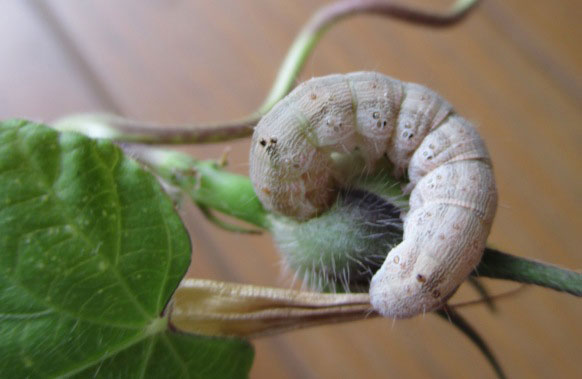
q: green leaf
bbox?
[0,120,253,378]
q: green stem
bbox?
[436,306,506,379]
[476,248,582,296]
[184,161,269,229]
[52,0,480,144]
[467,276,497,312]
[259,0,480,113]
[128,146,269,229]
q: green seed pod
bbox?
[269,174,405,292]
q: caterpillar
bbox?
[249,71,497,318]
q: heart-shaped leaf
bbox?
[0,120,253,378]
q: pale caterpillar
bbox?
[249,71,497,319]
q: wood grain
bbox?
[2,0,580,378]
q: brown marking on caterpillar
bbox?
[249,72,498,318]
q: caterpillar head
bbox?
[250,100,335,220]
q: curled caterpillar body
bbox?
[250,72,497,318]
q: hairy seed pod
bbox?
[250,72,497,318]
[270,185,404,293]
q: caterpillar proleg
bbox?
[249,72,497,318]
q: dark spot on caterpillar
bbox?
[259,139,267,146]
[432,289,441,298]
[376,121,382,128]
[383,121,387,127]
[373,112,380,119]
[416,274,426,283]
[265,138,280,161]
[408,133,414,140]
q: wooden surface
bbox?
[2,0,580,378]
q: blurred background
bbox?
[1,0,580,378]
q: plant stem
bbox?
[467,276,497,312]
[52,0,480,144]
[476,248,582,296]
[436,306,506,379]
[259,0,480,113]
[126,145,269,229]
